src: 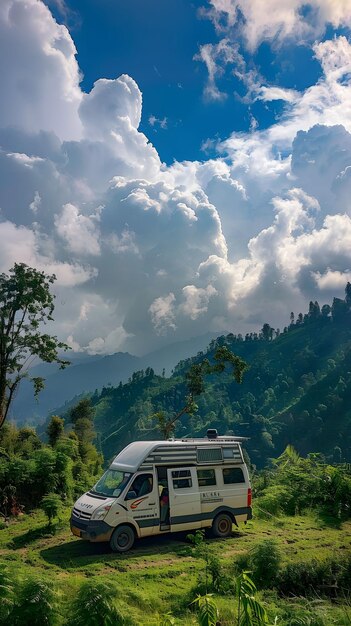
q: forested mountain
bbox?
[87,287,351,467]
[11,332,219,424]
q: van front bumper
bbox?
[70,515,114,543]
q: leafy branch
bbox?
[153,346,249,438]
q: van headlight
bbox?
[91,505,111,521]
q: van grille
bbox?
[72,507,92,521]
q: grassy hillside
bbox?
[1,508,351,625]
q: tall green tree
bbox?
[47,415,64,448]
[0,263,70,429]
[70,398,102,476]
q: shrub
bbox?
[233,539,281,589]
[67,581,134,626]
[255,485,293,517]
[249,539,282,588]
[277,559,342,597]
[41,493,62,528]
[10,578,57,626]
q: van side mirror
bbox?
[125,490,137,500]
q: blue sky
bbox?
[2,0,351,355]
[46,0,324,163]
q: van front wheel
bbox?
[110,525,135,553]
[212,513,233,538]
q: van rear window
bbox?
[197,469,216,487]
[223,468,245,484]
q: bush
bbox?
[67,581,134,626]
[277,559,342,597]
[255,485,293,517]
[233,539,281,589]
[10,578,57,626]
[249,539,282,588]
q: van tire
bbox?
[110,525,135,553]
[212,513,233,538]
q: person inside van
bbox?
[160,486,169,524]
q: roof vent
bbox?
[207,428,218,440]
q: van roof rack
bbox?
[177,435,249,443]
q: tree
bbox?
[70,397,95,424]
[69,398,102,476]
[155,346,248,438]
[41,493,62,528]
[261,323,274,341]
[0,263,70,429]
[345,281,351,306]
[47,415,64,447]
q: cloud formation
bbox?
[1,0,351,356]
[205,0,351,50]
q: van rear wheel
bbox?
[110,525,135,553]
[212,513,233,538]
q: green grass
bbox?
[1,508,351,624]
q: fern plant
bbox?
[67,581,132,626]
[0,565,15,625]
[10,578,57,626]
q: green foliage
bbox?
[11,578,57,626]
[47,416,64,447]
[0,419,101,512]
[0,263,70,430]
[254,485,292,518]
[158,614,176,626]
[256,447,351,519]
[188,530,232,594]
[155,346,248,438]
[192,594,219,626]
[277,557,351,598]
[67,581,132,626]
[0,564,15,625]
[69,398,102,476]
[70,398,95,424]
[235,572,269,625]
[41,493,62,527]
[249,539,282,588]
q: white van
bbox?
[70,430,252,552]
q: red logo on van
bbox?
[130,497,147,510]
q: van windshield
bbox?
[92,470,132,497]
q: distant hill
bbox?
[83,289,351,467]
[11,332,219,424]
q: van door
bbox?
[167,467,202,532]
[124,472,159,537]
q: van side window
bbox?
[172,469,192,489]
[197,469,216,487]
[128,473,153,497]
[223,468,245,484]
